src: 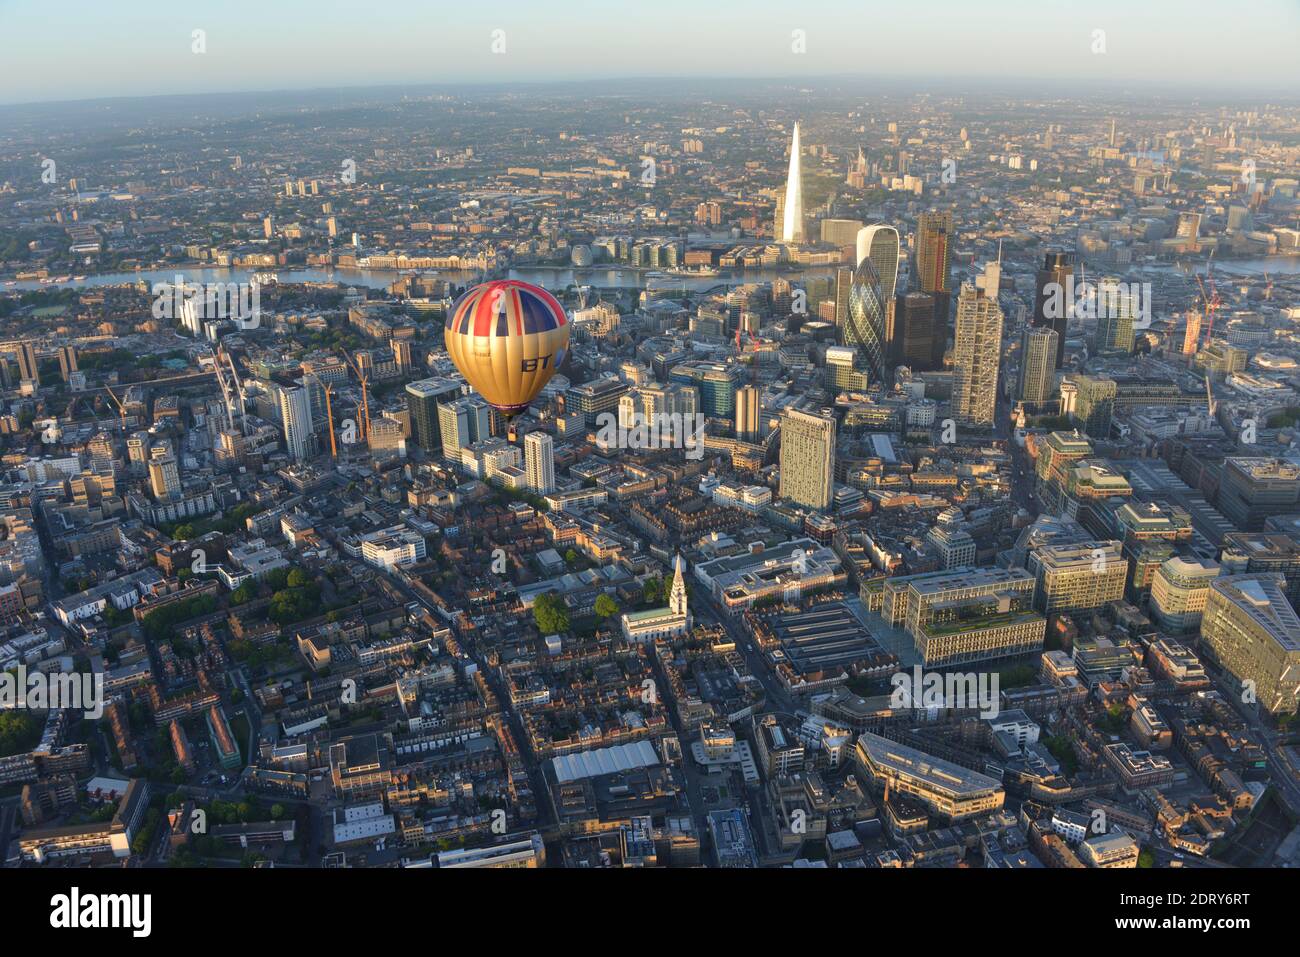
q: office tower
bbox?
[263,216,273,239]
[148,455,181,500]
[915,211,954,356]
[779,408,836,510]
[834,267,854,328]
[896,292,940,370]
[820,218,863,248]
[392,340,413,374]
[780,122,804,244]
[366,418,405,459]
[1066,373,1117,439]
[735,385,760,441]
[976,247,1002,299]
[523,431,556,494]
[17,341,39,386]
[915,209,954,294]
[566,374,629,426]
[856,224,901,297]
[926,513,976,570]
[86,433,115,474]
[438,395,490,462]
[844,258,888,384]
[1020,326,1058,405]
[125,433,149,475]
[56,345,77,382]
[620,382,697,429]
[1182,310,1202,355]
[1034,250,1075,368]
[668,361,739,419]
[856,224,901,358]
[1218,458,1300,531]
[1176,212,1202,241]
[405,377,462,452]
[1150,557,1221,632]
[1201,575,1300,715]
[1029,540,1126,616]
[1093,278,1137,355]
[825,345,870,392]
[214,429,247,471]
[278,383,314,463]
[951,285,1003,426]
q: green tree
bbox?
[0,710,42,757]
[533,592,570,635]
[641,576,663,607]
[594,594,619,619]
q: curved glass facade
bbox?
[845,257,887,385]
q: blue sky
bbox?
[1,0,1297,104]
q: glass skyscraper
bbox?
[1034,249,1075,368]
[845,257,888,385]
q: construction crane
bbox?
[1194,272,1221,348]
[211,347,237,433]
[308,373,339,459]
[222,350,249,435]
[103,384,128,432]
[339,348,370,443]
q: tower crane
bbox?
[103,384,128,432]
[340,348,371,443]
[308,373,339,459]
[223,348,248,434]
[211,347,237,433]
[1195,272,1221,348]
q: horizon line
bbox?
[4,71,1299,112]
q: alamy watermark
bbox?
[596,411,705,460]
[1041,277,1152,330]
[889,665,1000,719]
[1,665,104,719]
[151,275,261,330]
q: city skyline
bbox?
[2,0,1299,913]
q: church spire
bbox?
[669,554,688,617]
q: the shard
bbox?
[781,122,804,244]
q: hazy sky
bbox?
[1,0,1297,105]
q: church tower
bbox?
[669,554,688,618]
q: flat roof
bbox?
[857,732,1002,796]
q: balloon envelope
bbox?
[444,279,569,415]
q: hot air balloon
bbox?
[444,279,570,417]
